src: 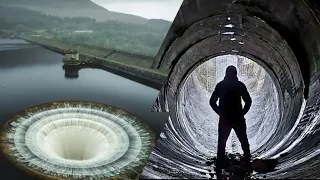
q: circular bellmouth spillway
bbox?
[0,101,156,180]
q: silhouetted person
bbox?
[209,65,252,174]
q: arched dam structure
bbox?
[142,0,320,179]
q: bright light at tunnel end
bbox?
[0,101,156,180]
[177,54,281,155]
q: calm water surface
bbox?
[0,38,168,133]
[0,37,168,178]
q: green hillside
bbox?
[0,0,149,24]
[0,5,170,56]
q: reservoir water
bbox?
[0,38,168,179]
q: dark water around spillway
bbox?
[0,38,167,179]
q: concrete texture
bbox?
[145,0,320,178]
[151,0,320,144]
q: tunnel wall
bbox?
[146,0,320,178]
[152,0,320,97]
[151,0,320,157]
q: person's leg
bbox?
[233,122,251,165]
[216,119,232,173]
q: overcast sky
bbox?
[91,0,183,21]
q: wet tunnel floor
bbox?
[204,153,279,179]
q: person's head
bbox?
[225,65,238,80]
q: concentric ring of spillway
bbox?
[0,101,156,180]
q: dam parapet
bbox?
[19,35,168,89]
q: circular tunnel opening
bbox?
[177,54,281,156]
[143,1,320,177]
[154,12,306,162]
[142,0,320,178]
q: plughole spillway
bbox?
[0,101,156,180]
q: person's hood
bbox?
[224,66,238,82]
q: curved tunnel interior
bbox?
[142,0,320,179]
[177,55,280,157]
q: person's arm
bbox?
[210,84,221,115]
[241,83,252,115]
